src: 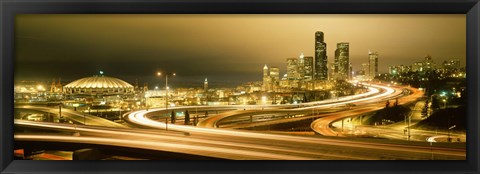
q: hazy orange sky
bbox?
[15,14,466,87]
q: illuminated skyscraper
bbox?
[303,56,314,81]
[261,64,280,91]
[286,58,300,79]
[368,51,379,80]
[262,64,269,91]
[270,66,280,82]
[315,31,328,81]
[270,66,280,90]
[298,53,305,79]
[334,42,350,80]
[361,63,369,74]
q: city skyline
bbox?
[12,14,468,161]
[15,14,466,86]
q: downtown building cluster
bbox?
[386,55,464,79]
[261,31,379,92]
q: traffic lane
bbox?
[15,106,125,128]
[17,120,374,160]
[197,84,399,128]
[311,106,384,136]
[126,109,465,158]
[15,131,465,160]
[355,125,466,142]
[15,134,316,160]
[19,120,364,160]
[16,120,465,159]
[197,109,307,128]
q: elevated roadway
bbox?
[15,105,126,128]
[311,85,424,136]
[15,120,465,160]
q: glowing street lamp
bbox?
[442,99,447,109]
[156,72,176,112]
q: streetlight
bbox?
[157,72,176,112]
[448,125,456,142]
[442,99,447,109]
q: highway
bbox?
[14,83,465,160]
[130,83,391,129]
[127,83,404,131]
[15,120,466,160]
[15,105,126,128]
[310,85,423,137]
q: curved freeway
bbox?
[15,120,466,160]
[311,85,424,137]
[15,105,126,128]
[128,83,395,129]
[126,83,404,131]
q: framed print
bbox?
[1,0,479,173]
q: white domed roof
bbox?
[64,76,133,89]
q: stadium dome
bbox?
[64,75,134,95]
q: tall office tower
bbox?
[286,58,301,88]
[303,56,314,81]
[270,66,280,90]
[334,42,350,80]
[286,58,300,79]
[262,64,270,91]
[204,78,208,92]
[270,66,280,82]
[368,51,379,80]
[315,31,328,80]
[328,63,335,81]
[298,53,306,79]
[361,63,369,72]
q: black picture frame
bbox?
[1,0,479,173]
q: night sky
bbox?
[15,14,466,88]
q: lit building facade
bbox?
[64,75,134,96]
[270,66,280,90]
[286,58,300,80]
[298,53,305,79]
[262,65,271,91]
[368,51,379,80]
[389,65,411,75]
[270,67,280,82]
[262,65,280,92]
[315,31,328,81]
[303,56,314,81]
[443,59,460,70]
[334,42,350,80]
[412,55,436,73]
[50,78,63,93]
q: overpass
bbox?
[15,120,466,160]
[15,105,126,128]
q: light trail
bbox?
[16,83,464,160]
[15,105,126,128]
[15,120,466,159]
[128,83,396,129]
[15,134,314,160]
[310,84,422,137]
[127,83,397,135]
